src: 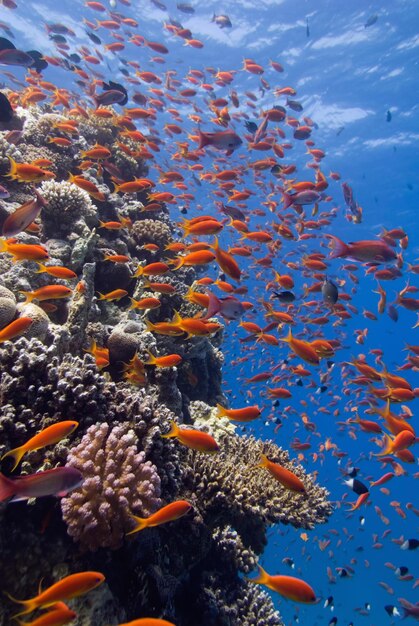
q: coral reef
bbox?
[0,102,332,626]
[182,433,331,553]
[61,423,162,551]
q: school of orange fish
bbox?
[0,0,417,624]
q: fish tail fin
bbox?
[1,446,25,472]
[19,290,34,304]
[327,235,349,259]
[216,403,226,418]
[0,238,7,252]
[5,591,36,618]
[144,319,155,333]
[126,513,148,535]
[281,191,293,209]
[375,433,394,456]
[0,472,15,502]
[144,350,156,365]
[197,129,210,150]
[6,156,18,179]
[161,420,178,439]
[259,453,269,468]
[170,257,183,271]
[203,291,221,320]
[35,262,46,274]
[251,565,270,585]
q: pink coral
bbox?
[61,422,161,551]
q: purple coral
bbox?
[61,423,161,551]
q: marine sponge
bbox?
[61,422,162,551]
[0,285,16,327]
[182,433,332,553]
[39,180,97,238]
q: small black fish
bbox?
[244,120,258,133]
[324,595,334,609]
[306,17,310,38]
[384,605,400,617]
[338,568,348,578]
[26,50,48,72]
[0,92,14,123]
[401,538,419,550]
[180,207,188,215]
[282,557,295,569]
[270,164,283,178]
[86,30,102,45]
[317,385,328,393]
[328,618,337,626]
[272,290,295,303]
[365,14,378,28]
[49,34,67,43]
[387,304,398,322]
[344,478,369,495]
[346,466,359,478]
[395,566,408,577]
[218,202,246,221]
[68,53,81,64]
[0,36,15,51]
[296,379,303,387]
[151,0,167,9]
[286,99,303,112]
[177,2,194,13]
[212,14,232,29]
[386,109,392,122]
[322,278,339,304]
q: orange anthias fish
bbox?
[1,421,78,471]
[14,603,76,626]
[119,617,175,626]
[375,430,416,457]
[249,565,316,603]
[2,189,47,237]
[20,285,73,303]
[217,404,262,422]
[144,351,182,368]
[161,420,219,452]
[256,454,306,493]
[97,289,128,301]
[36,264,77,280]
[281,328,320,365]
[7,572,105,618]
[127,500,193,535]
[0,239,49,262]
[0,317,33,343]
[6,157,55,182]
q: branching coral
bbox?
[182,433,332,553]
[40,180,97,238]
[61,423,162,550]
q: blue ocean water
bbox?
[0,0,418,624]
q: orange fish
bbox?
[36,264,77,280]
[6,157,55,183]
[14,604,76,626]
[80,144,111,160]
[256,454,306,492]
[282,329,320,365]
[2,189,47,237]
[249,565,316,603]
[161,421,219,452]
[7,572,105,618]
[172,250,216,270]
[134,262,170,277]
[97,289,128,301]
[0,317,33,344]
[20,285,72,303]
[119,617,175,626]
[128,297,161,311]
[1,421,78,471]
[375,430,416,456]
[0,239,49,262]
[144,351,182,368]
[127,500,192,535]
[213,237,241,281]
[216,404,261,422]
[68,173,106,201]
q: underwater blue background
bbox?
[1,0,418,624]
